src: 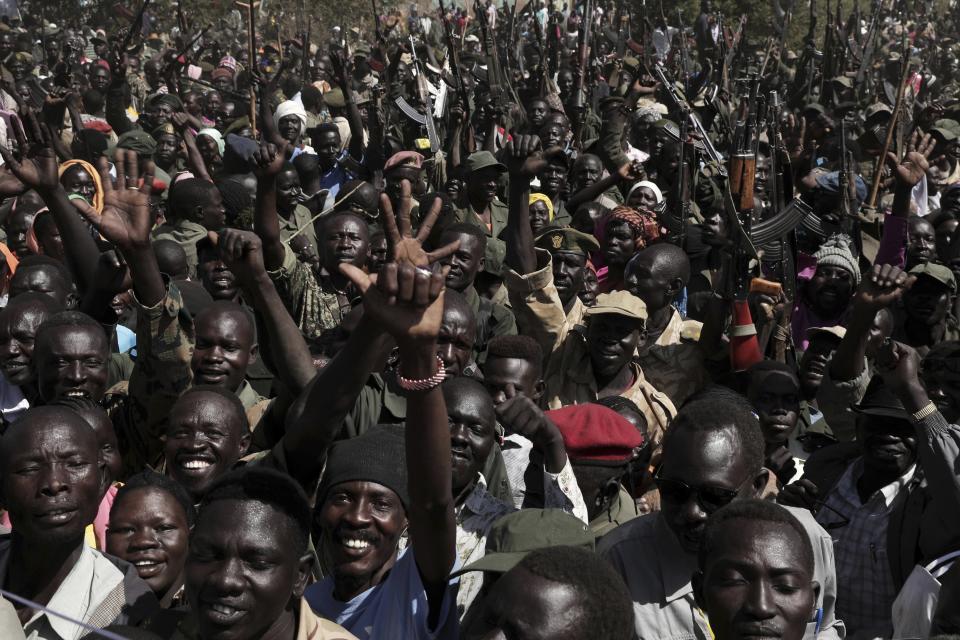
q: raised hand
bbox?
[495,384,567,472]
[783,113,806,161]
[211,228,268,287]
[252,141,288,179]
[91,249,133,297]
[0,113,60,193]
[504,134,549,178]
[853,263,916,311]
[74,150,155,253]
[378,179,459,268]
[887,130,939,189]
[329,50,351,90]
[875,339,924,398]
[776,478,820,511]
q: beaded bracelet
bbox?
[396,355,446,392]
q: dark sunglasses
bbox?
[653,470,745,513]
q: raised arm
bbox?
[338,182,457,615]
[875,132,937,268]
[565,161,640,211]
[251,141,288,271]
[172,113,213,183]
[216,228,315,394]
[330,52,366,162]
[0,112,101,293]
[503,134,548,276]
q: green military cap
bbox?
[483,238,506,277]
[111,129,157,156]
[534,226,600,255]
[465,150,506,174]
[909,262,957,293]
[452,509,594,576]
[585,290,648,322]
[865,102,893,121]
[354,42,371,58]
[323,88,345,109]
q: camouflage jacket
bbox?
[267,244,352,341]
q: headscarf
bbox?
[529,193,555,222]
[627,180,663,204]
[605,205,664,251]
[274,100,307,137]
[197,128,225,156]
[58,159,104,214]
[0,242,17,295]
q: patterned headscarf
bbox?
[529,193,555,222]
[605,205,664,251]
[58,159,104,214]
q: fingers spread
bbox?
[426,238,461,264]
[339,262,373,294]
[416,196,443,243]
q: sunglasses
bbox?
[654,470,747,513]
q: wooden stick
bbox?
[865,38,911,209]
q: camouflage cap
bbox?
[910,262,957,293]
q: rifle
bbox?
[405,35,441,153]
[855,0,882,101]
[439,0,474,150]
[121,0,151,54]
[573,0,593,146]
[475,0,509,113]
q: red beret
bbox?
[547,404,643,464]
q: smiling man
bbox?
[183,467,356,640]
[693,500,820,640]
[0,293,63,423]
[792,234,860,351]
[0,406,158,637]
[600,390,843,640]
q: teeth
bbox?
[134,560,159,567]
[209,603,240,616]
[182,460,212,470]
[65,390,86,397]
[343,539,371,549]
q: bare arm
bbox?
[503,134,548,276]
[251,142,287,271]
[331,52,366,162]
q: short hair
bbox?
[173,385,249,433]
[698,499,813,573]
[292,152,320,183]
[1,290,63,315]
[112,469,197,527]
[51,394,107,419]
[168,178,218,222]
[15,254,73,284]
[216,179,252,222]
[311,122,340,139]
[301,85,323,111]
[515,546,634,640]
[198,466,311,554]
[35,311,107,354]
[486,335,543,374]
[153,238,189,279]
[592,395,647,434]
[81,88,104,114]
[439,222,487,251]
[664,387,765,474]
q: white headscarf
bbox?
[197,128,224,155]
[627,180,664,204]
[275,100,307,136]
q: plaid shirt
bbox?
[816,458,917,636]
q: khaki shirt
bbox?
[453,198,509,272]
[151,219,208,279]
[503,248,587,359]
[463,285,517,364]
[170,598,356,640]
[590,486,641,538]
[599,510,844,640]
[637,308,708,408]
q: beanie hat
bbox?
[317,425,409,510]
[813,234,861,286]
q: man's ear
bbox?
[478,256,486,272]
[248,342,259,365]
[292,552,315,600]
[668,276,684,299]
[97,452,110,500]
[751,469,771,497]
[692,570,706,610]
[65,292,80,310]
[238,431,251,458]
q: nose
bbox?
[742,580,777,621]
[208,557,245,595]
[204,347,224,363]
[0,339,19,359]
[437,343,457,369]
[128,525,161,550]
[64,360,85,384]
[39,464,70,497]
[680,494,709,527]
[450,422,471,448]
[341,499,373,528]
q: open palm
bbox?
[75,151,155,252]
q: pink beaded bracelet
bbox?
[396,355,446,392]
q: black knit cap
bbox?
[316,425,409,510]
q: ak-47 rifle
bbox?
[302,18,312,88]
[573,0,593,146]
[532,14,548,94]
[475,0,509,113]
[404,35,441,153]
[439,0,474,150]
[855,0,882,101]
[121,0,151,54]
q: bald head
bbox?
[625,243,691,312]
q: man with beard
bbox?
[779,342,960,638]
[437,223,516,364]
[600,392,842,640]
[503,135,599,356]
[0,407,159,636]
[792,234,860,351]
[176,467,355,639]
[0,293,63,424]
[254,141,370,340]
[693,500,821,640]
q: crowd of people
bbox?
[1,0,960,638]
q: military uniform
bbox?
[463,285,517,364]
[151,220,208,279]
[636,307,708,407]
[267,244,354,341]
[278,203,319,252]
